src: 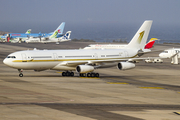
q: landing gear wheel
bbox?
[66,72,70,76]
[62,72,66,76]
[86,72,100,77]
[18,69,23,77]
[62,71,74,77]
[82,73,86,77]
[95,73,99,77]
[79,73,86,77]
[70,72,74,76]
[87,73,91,77]
[90,73,95,77]
[19,73,23,77]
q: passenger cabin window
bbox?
[31,56,52,58]
[7,56,16,58]
[101,55,105,57]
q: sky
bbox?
[0,0,180,40]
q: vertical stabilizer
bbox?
[61,31,71,40]
[25,29,31,34]
[59,31,72,42]
[54,22,65,36]
[126,20,152,49]
[49,30,58,39]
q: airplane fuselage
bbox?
[159,48,180,58]
[3,49,138,71]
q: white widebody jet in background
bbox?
[3,20,152,77]
[83,38,159,50]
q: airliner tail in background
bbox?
[144,38,159,49]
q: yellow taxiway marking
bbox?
[174,112,180,115]
[107,82,129,84]
[139,87,164,89]
[79,77,100,79]
[178,92,180,94]
[56,72,62,73]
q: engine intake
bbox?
[76,65,94,73]
[117,62,135,70]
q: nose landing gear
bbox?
[18,69,23,77]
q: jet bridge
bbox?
[171,49,179,64]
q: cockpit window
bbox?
[7,56,16,58]
[163,51,168,53]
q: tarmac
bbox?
[0,42,180,120]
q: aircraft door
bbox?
[53,53,58,61]
[124,51,129,57]
[94,53,98,60]
[21,53,27,62]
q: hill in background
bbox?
[0,31,9,35]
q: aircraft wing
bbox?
[59,61,89,67]
[87,57,163,64]
[59,57,166,67]
[58,57,162,67]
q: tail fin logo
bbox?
[26,29,31,34]
[138,31,145,44]
[50,30,58,38]
[149,38,158,42]
[58,29,61,33]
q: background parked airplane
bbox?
[25,31,71,44]
[3,20,152,77]
[83,38,159,50]
[159,48,180,64]
[0,22,65,43]
[0,29,31,42]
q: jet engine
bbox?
[76,65,94,73]
[117,62,135,70]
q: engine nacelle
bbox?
[76,65,94,73]
[117,62,135,70]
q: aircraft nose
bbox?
[159,53,163,57]
[159,53,166,58]
[3,58,12,67]
[3,58,8,65]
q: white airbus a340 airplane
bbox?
[3,20,152,77]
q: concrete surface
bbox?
[0,42,180,120]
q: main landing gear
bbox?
[18,69,23,77]
[79,72,99,77]
[62,71,74,77]
[61,71,100,77]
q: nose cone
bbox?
[3,58,13,67]
[3,58,8,65]
[159,53,166,58]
